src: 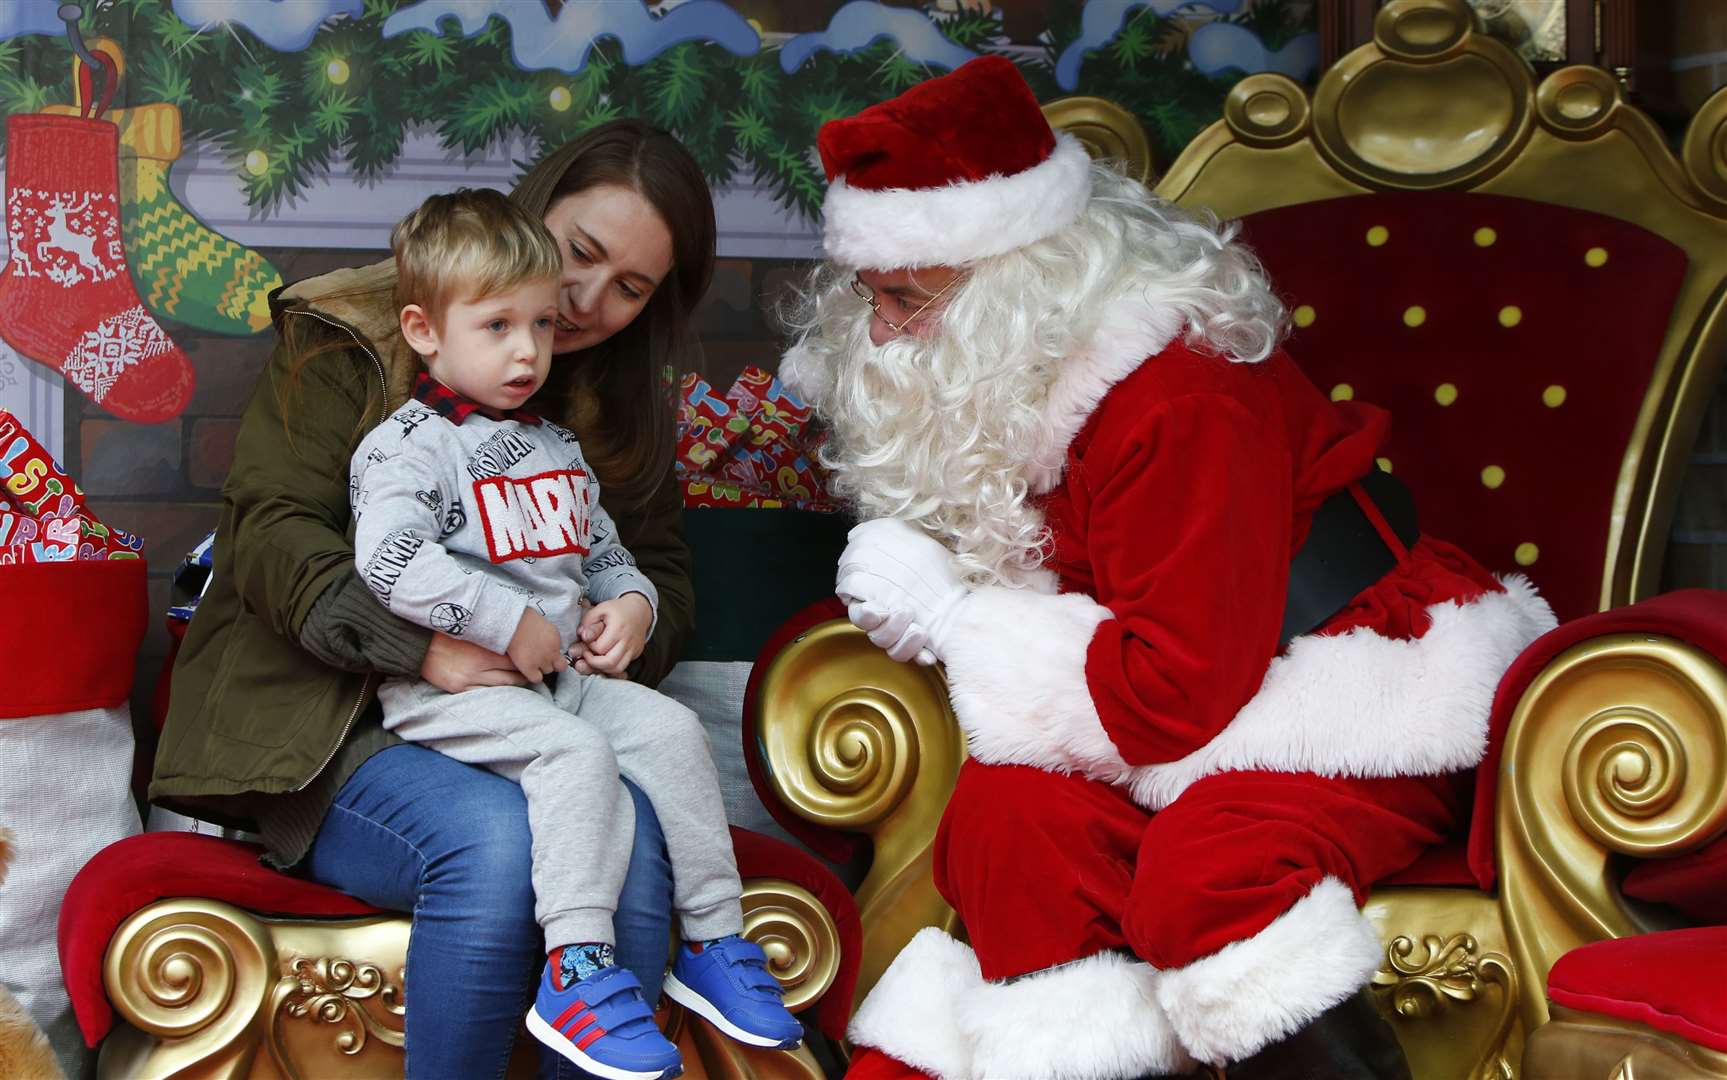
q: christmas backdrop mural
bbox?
[0,0,1315,721]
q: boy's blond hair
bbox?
[392,187,562,321]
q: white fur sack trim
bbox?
[1023,296,1189,496]
[1157,876,1383,1065]
[823,134,1093,270]
[960,950,1196,1079]
[847,927,983,1080]
[1122,575,1557,810]
[940,585,1130,778]
[941,576,1555,801]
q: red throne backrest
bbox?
[1239,191,1690,621]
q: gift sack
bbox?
[0,559,146,1075]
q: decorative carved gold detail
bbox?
[1681,86,1727,212]
[1524,1006,1727,1079]
[102,899,275,1080]
[1041,96,1155,182]
[751,618,965,1010]
[1372,933,1517,1079]
[1223,75,1311,148]
[1313,0,1534,190]
[1498,634,1727,1035]
[266,956,405,1077]
[741,879,841,1013]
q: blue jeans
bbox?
[303,743,675,1080]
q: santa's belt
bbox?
[1278,468,1419,650]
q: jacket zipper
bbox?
[282,307,390,791]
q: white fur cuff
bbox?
[1157,877,1383,1064]
[940,585,1131,780]
[960,950,1195,1079]
[847,928,983,1080]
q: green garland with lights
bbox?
[0,0,1314,220]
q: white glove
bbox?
[836,518,967,665]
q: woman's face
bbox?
[541,184,675,355]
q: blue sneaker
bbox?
[526,961,682,1080]
[663,936,803,1049]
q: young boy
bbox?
[350,189,800,1080]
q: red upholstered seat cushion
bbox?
[1623,832,1727,924]
[1466,589,1727,890]
[60,828,862,1048]
[1548,927,1727,1052]
[58,832,383,1047]
[1241,192,1688,624]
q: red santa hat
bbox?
[817,55,1093,269]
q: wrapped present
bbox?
[0,409,140,562]
[674,374,751,473]
[673,367,838,512]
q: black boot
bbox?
[1218,990,1411,1080]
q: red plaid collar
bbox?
[412,372,542,426]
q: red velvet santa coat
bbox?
[842,299,1555,1079]
[938,307,1553,802]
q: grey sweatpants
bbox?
[378,673,745,952]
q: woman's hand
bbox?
[421,632,530,693]
[572,593,652,677]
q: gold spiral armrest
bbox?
[1496,633,1727,1034]
[751,618,966,1011]
[741,879,842,1012]
[103,898,276,1080]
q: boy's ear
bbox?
[399,304,439,358]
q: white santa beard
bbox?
[819,313,1059,585]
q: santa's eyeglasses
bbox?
[850,273,960,334]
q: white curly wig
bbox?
[782,163,1287,586]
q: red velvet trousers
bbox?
[933,759,1468,980]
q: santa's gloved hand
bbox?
[836,518,967,665]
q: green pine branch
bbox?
[442,74,536,154]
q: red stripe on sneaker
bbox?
[575,1025,606,1051]
[552,1001,587,1030]
[564,1012,597,1037]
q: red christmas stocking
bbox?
[0,114,193,422]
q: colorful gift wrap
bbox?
[1,408,90,519]
[673,367,837,512]
[0,409,141,562]
[675,374,751,473]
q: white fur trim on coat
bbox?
[942,577,1556,806]
[822,134,1093,270]
[940,585,1126,776]
[1122,576,1556,809]
[1023,297,1188,495]
[847,928,982,1080]
[959,949,1195,1079]
[1157,877,1384,1064]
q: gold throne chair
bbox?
[749,1,1727,1076]
[64,3,1727,1075]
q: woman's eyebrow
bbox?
[573,224,663,289]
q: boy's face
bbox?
[408,278,560,411]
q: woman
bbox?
[151,120,713,1077]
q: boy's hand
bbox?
[572,593,651,677]
[507,608,567,683]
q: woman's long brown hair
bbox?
[511,120,717,509]
[280,120,715,510]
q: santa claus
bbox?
[780,56,1556,1080]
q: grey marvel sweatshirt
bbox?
[350,396,658,656]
